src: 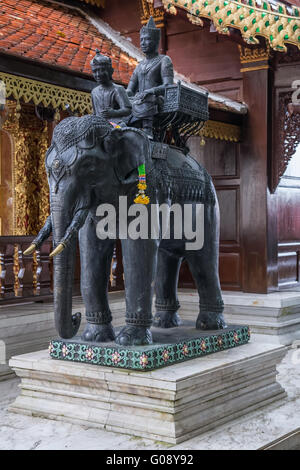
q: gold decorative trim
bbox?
[0,131,2,186]
[38,123,50,230]
[2,101,17,235]
[201,120,241,142]
[140,0,165,28]
[2,102,51,236]
[0,72,92,115]
[151,0,300,52]
[240,64,270,72]
[238,44,271,63]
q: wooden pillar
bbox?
[239,45,278,293]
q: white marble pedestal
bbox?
[9,342,287,444]
[178,290,300,345]
[0,292,125,380]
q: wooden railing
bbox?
[0,236,124,304]
[0,236,53,303]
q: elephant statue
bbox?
[25,114,226,346]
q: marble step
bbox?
[9,342,287,444]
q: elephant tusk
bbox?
[49,243,66,258]
[23,243,37,256]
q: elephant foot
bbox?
[81,322,115,343]
[153,311,182,328]
[115,325,153,346]
[196,312,227,331]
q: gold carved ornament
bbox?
[147,0,300,52]
[201,120,241,142]
[238,44,273,71]
[2,101,50,236]
[0,72,93,116]
[140,0,165,27]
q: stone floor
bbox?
[0,346,299,450]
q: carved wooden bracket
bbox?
[271,91,300,193]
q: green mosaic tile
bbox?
[49,324,251,371]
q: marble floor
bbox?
[0,347,299,450]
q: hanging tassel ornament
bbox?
[134,163,150,205]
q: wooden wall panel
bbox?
[272,53,300,290]
[276,153,300,289]
[217,188,239,242]
[278,248,299,288]
[188,137,237,177]
[178,137,242,290]
[165,16,243,100]
[219,252,241,288]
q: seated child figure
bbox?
[90,50,131,125]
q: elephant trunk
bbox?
[51,203,82,339]
[23,215,52,255]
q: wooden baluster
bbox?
[33,250,40,296]
[14,244,21,296]
[37,240,52,295]
[0,240,15,299]
[73,242,81,296]
[18,241,34,298]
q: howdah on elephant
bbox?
[26,114,226,346]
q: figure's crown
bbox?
[140,16,161,41]
[90,49,112,68]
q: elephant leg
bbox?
[115,238,159,346]
[184,199,226,330]
[185,253,226,330]
[153,240,183,328]
[79,216,115,342]
[185,246,226,331]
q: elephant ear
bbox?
[104,127,150,183]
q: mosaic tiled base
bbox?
[49,322,250,371]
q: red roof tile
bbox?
[0,0,138,84]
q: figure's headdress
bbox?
[140,16,161,43]
[90,49,113,69]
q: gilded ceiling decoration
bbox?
[146,0,300,52]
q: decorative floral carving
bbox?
[0,72,92,116]
[271,91,300,193]
[238,44,272,63]
[201,120,242,142]
[140,0,165,27]
[112,351,121,364]
[139,353,149,368]
[2,101,51,235]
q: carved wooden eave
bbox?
[147,0,300,52]
[201,120,242,141]
[0,72,92,116]
[271,91,300,193]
